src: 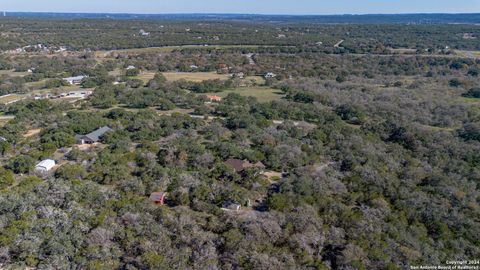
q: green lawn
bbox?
[0,94,24,104]
[162,72,230,82]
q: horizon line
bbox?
[2,11,480,16]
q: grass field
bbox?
[162,72,230,82]
[202,87,284,103]
[244,76,266,85]
[0,70,29,77]
[389,48,417,54]
[0,115,15,127]
[0,119,11,127]
[0,94,25,104]
[25,79,48,90]
[459,97,480,104]
[134,72,157,83]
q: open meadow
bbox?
[202,86,284,102]
[161,72,230,82]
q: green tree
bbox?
[10,155,35,174]
[0,167,14,189]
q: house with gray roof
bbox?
[75,126,112,145]
[63,75,87,85]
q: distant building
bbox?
[190,64,199,69]
[55,46,67,53]
[139,29,150,36]
[233,72,245,79]
[225,158,266,173]
[63,75,87,85]
[264,72,277,79]
[149,192,167,205]
[75,126,112,145]
[126,65,136,70]
[222,202,241,211]
[64,91,93,99]
[463,33,476,40]
[35,159,56,173]
[206,95,222,102]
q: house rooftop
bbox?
[35,159,56,171]
[63,75,86,81]
[76,126,112,143]
[87,126,112,142]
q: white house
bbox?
[35,159,56,173]
[126,65,136,70]
[63,75,87,85]
[69,90,92,97]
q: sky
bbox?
[2,0,480,15]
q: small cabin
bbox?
[149,192,166,205]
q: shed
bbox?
[149,192,166,205]
[35,159,56,173]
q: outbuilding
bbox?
[35,159,56,173]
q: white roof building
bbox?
[265,72,277,79]
[35,159,56,173]
[63,75,87,85]
[139,29,150,36]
